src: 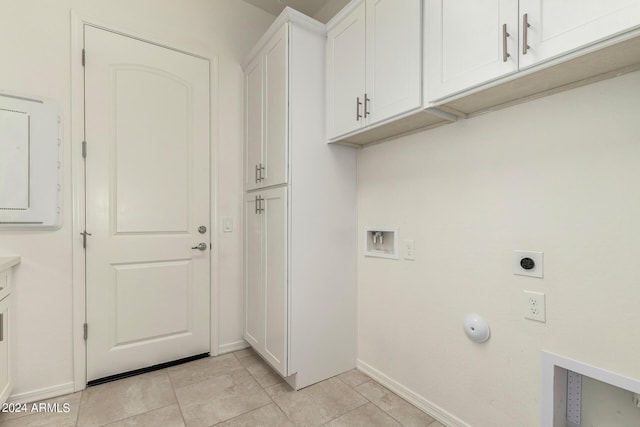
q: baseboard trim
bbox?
[218,340,250,354]
[356,359,471,427]
[7,382,76,404]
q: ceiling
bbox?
[242,0,334,18]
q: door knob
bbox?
[191,242,208,251]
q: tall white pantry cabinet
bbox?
[242,8,357,390]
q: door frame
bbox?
[70,11,220,391]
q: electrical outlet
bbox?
[524,290,546,322]
[403,239,415,261]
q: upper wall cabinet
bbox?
[244,26,288,191]
[427,0,640,103]
[326,2,366,139]
[426,1,519,101]
[327,0,423,141]
[519,0,640,69]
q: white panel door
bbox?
[84,26,210,381]
[262,25,289,189]
[243,187,287,377]
[327,1,367,139]
[262,187,287,376]
[520,0,640,68]
[426,0,518,102]
[244,54,263,192]
[366,0,422,124]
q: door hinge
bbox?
[82,49,85,67]
[83,323,88,340]
[81,231,92,249]
[82,141,87,159]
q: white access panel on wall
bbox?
[0,92,61,229]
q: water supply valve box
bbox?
[364,227,398,259]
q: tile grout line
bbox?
[74,390,83,427]
[209,402,274,427]
[233,349,298,426]
[318,401,371,426]
[348,379,408,427]
[165,366,189,427]
[231,350,278,424]
[334,375,403,427]
[339,375,437,427]
[81,368,181,427]
[208,350,283,426]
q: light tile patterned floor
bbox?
[0,348,445,427]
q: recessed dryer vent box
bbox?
[0,91,62,229]
[364,227,398,259]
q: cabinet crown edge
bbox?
[326,0,364,32]
[242,7,325,69]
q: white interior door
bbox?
[84,25,210,382]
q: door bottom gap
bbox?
[87,352,210,387]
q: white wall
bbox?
[357,70,640,426]
[0,0,273,400]
[313,0,351,23]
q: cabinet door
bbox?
[366,0,422,124]
[244,54,263,191]
[327,1,366,139]
[0,297,10,404]
[244,194,263,349]
[262,187,288,376]
[426,0,518,102]
[262,25,289,188]
[520,0,640,68]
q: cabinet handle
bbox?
[364,93,370,118]
[254,196,264,214]
[502,24,510,62]
[356,97,363,121]
[255,164,265,183]
[522,13,531,55]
